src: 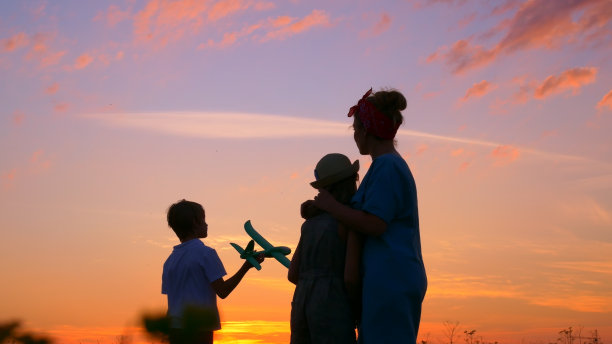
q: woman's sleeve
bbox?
[359,161,403,224]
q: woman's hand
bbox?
[313,189,339,212]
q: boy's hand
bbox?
[245,253,265,269]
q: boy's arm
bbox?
[211,255,263,299]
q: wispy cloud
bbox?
[208,0,253,21]
[199,23,262,50]
[54,102,70,113]
[461,80,496,103]
[201,9,331,49]
[360,13,392,38]
[12,110,25,125]
[1,169,17,189]
[133,0,210,47]
[45,82,60,94]
[74,53,94,70]
[1,150,53,189]
[84,112,348,138]
[534,67,597,99]
[2,32,29,52]
[261,9,330,42]
[130,0,329,49]
[83,111,601,167]
[597,90,612,110]
[25,33,67,68]
[491,144,520,165]
[93,4,131,27]
[428,1,612,74]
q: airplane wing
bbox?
[244,220,291,269]
[230,241,262,270]
[230,243,245,255]
[244,220,273,250]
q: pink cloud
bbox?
[412,0,467,9]
[416,144,429,155]
[2,32,29,52]
[370,13,392,36]
[29,150,52,173]
[254,1,275,11]
[40,51,67,67]
[428,39,497,75]
[534,67,597,99]
[133,0,254,48]
[451,148,464,157]
[597,90,612,110]
[199,23,262,50]
[490,0,522,16]
[74,53,94,69]
[1,168,17,189]
[422,91,440,100]
[271,16,293,27]
[12,110,25,126]
[208,0,252,21]
[45,82,59,94]
[54,103,70,113]
[2,169,17,180]
[461,80,496,102]
[428,0,612,74]
[25,33,67,68]
[30,150,44,163]
[540,130,558,139]
[456,12,477,30]
[94,5,131,27]
[491,145,520,165]
[488,76,537,114]
[262,9,330,42]
[133,0,208,47]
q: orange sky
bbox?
[1,1,612,343]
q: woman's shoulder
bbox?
[373,153,409,172]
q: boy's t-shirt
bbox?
[162,239,227,330]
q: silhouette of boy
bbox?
[163,199,263,344]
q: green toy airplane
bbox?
[230,220,291,270]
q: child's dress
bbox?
[290,212,356,344]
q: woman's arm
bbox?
[287,240,302,285]
[313,189,387,236]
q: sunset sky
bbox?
[1,0,612,343]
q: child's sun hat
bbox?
[310,153,359,189]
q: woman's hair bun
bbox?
[375,90,407,112]
[369,89,407,127]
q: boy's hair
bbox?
[167,199,204,240]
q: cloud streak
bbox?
[83,111,603,166]
[84,112,348,138]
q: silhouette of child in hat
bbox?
[288,153,361,344]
